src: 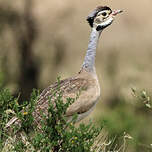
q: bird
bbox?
[6,6,123,129]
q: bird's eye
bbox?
[102,12,107,16]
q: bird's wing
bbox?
[33,76,94,125]
[6,75,99,129]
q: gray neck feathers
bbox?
[82,28,102,73]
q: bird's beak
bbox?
[112,10,123,16]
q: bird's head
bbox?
[87,6,123,31]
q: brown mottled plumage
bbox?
[5,6,123,130]
[6,69,100,129]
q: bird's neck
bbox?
[81,28,102,73]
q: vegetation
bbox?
[0,80,103,152]
[99,89,152,152]
[1,79,152,152]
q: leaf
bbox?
[145,103,151,109]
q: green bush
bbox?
[0,79,102,152]
[1,80,152,152]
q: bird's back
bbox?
[6,69,100,129]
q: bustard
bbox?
[6,6,122,129]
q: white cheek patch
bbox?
[99,17,114,27]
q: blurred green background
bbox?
[0,0,152,151]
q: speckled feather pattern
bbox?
[6,70,100,129]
